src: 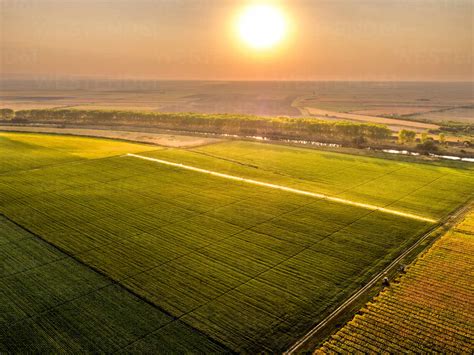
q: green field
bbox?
[0,216,228,353]
[1,132,473,352]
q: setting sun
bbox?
[237,4,287,49]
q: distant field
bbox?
[0,81,301,116]
[1,81,472,124]
[1,133,473,352]
[299,100,447,116]
[317,207,474,353]
[351,106,438,116]
[408,107,474,124]
[304,107,439,132]
[0,125,220,148]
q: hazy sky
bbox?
[1,0,472,81]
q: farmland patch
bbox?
[1,133,472,352]
[0,215,229,353]
[317,208,474,353]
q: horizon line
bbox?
[1,76,473,84]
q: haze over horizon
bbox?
[1,0,473,82]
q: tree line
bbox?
[3,108,392,144]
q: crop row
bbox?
[317,211,474,354]
[0,132,157,174]
[192,141,474,219]
[0,216,228,353]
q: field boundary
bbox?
[284,200,472,354]
[0,125,222,148]
[126,153,437,223]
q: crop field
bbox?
[191,141,474,220]
[1,132,473,352]
[2,81,472,121]
[0,125,221,148]
[409,107,474,124]
[350,106,438,116]
[0,215,228,353]
[0,81,302,116]
[317,208,474,354]
[303,107,438,132]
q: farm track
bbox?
[126,153,437,223]
[284,200,472,354]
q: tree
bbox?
[420,132,429,143]
[416,139,438,154]
[352,135,366,147]
[398,129,416,144]
[439,133,446,145]
[0,108,14,120]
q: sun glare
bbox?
[238,4,286,49]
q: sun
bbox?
[238,4,287,49]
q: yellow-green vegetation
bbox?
[0,216,229,353]
[0,133,473,352]
[398,129,416,144]
[316,208,474,354]
[0,132,156,173]
[8,108,392,143]
[190,141,473,220]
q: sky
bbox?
[1,0,472,81]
